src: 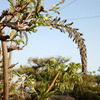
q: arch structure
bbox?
[0,0,87,74]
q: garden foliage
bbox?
[0,0,87,99]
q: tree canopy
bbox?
[0,0,87,74]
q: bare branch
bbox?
[8,62,19,69]
[7,28,11,35]
[7,45,23,52]
[46,0,64,12]
[44,71,60,95]
[21,10,34,26]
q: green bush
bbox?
[14,57,82,100]
[71,73,100,100]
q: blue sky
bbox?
[0,0,100,74]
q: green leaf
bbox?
[15,71,21,77]
[20,65,23,68]
[59,84,65,93]
[44,91,55,98]
[49,26,52,30]
[55,7,60,10]
[55,11,60,14]
[32,0,36,5]
[52,4,55,8]
[18,39,24,44]
[9,0,14,7]
[75,33,78,36]
[70,83,74,90]
[50,59,57,64]
[31,87,37,92]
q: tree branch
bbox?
[0,35,10,41]
[8,62,19,69]
[44,71,60,95]
[7,46,23,52]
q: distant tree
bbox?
[0,0,87,99]
[17,56,70,74]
